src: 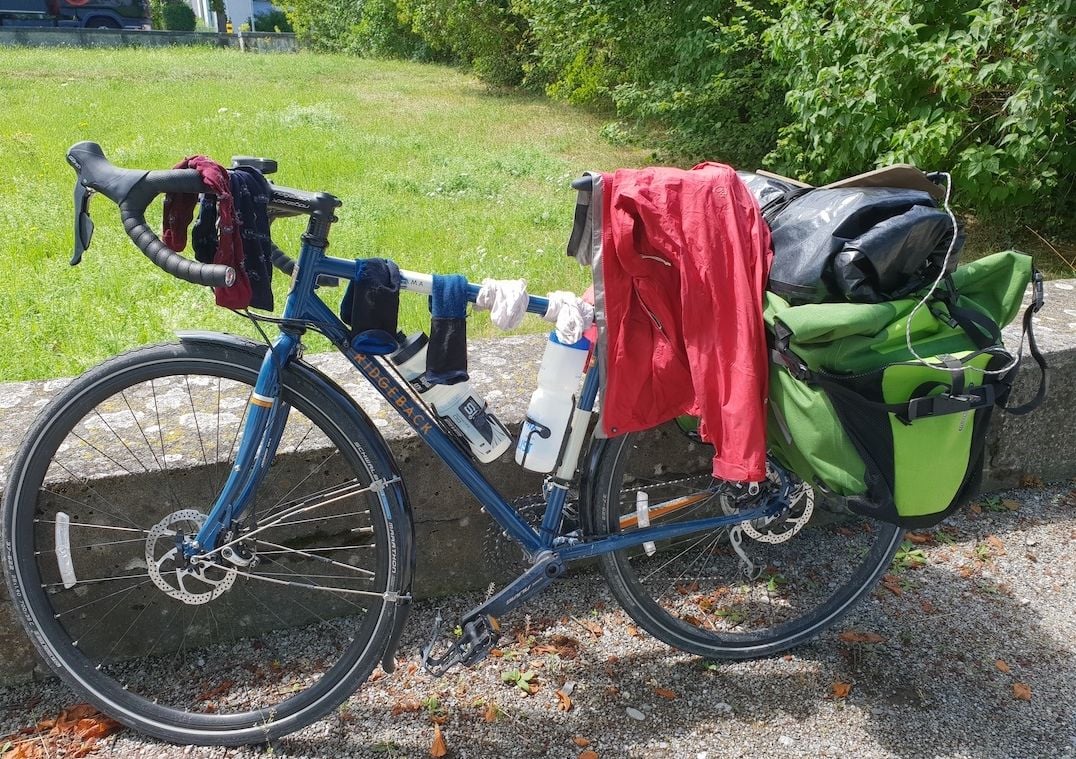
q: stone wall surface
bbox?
[0,28,296,51]
[0,280,1072,683]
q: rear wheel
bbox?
[2,341,408,745]
[588,422,902,659]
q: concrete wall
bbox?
[0,281,1072,682]
[0,27,297,51]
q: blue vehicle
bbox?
[0,0,150,29]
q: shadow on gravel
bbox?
[1,488,1072,759]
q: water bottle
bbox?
[390,332,512,463]
[515,332,591,473]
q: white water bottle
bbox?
[390,332,512,463]
[515,332,591,472]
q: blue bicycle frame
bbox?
[191,237,783,562]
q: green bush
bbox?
[396,0,530,85]
[519,0,787,167]
[350,0,428,58]
[253,9,293,32]
[280,0,362,49]
[153,0,196,31]
[765,0,1075,224]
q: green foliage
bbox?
[518,0,788,166]
[253,10,293,32]
[279,0,361,49]
[160,0,196,30]
[155,0,196,31]
[766,0,1076,224]
[149,0,195,31]
[396,0,531,86]
[350,0,427,58]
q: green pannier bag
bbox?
[764,251,1046,528]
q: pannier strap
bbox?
[810,374,997,426]
[999,270,1048,416]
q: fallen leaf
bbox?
[1002,498,1022,511]
[555,689,573,711]
[431,715,447,726]
[369,670,385,682]
[579,751,599,759]
[675,581,700,595]
[906,532,932,544]
[996,659,1011,673]
[681,615,704,627]
[197,679,235,702]
[625,626,641,638]
[831,681,852,699]
[391,699,422,716]
[430,724,448,758]
[882,574,903,596]
[838,630,886,644]
[653,687,677,700]
[920,600,936,614]
[1012,682,1032,701]
[531,644,560,656]
[550,635,581,659]
[604,686,619,698]
[490,648,504,658]
[0,704,122,759]
[573,736,591,747]
[1019,474,1042,488]
[986,535,1007,555]
[969,503,983,515]
[579,619,604,637]
[483,703,498,723]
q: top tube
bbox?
[309,254,552,318]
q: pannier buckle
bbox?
[1031,270,1045,313]
[904,386,995,423]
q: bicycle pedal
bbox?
[420,614,498,678]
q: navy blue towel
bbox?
[427,273,469,385]
[341,258,402,355]
[230,168,275,311]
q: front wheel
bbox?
[2,341,410,745]
[587,422,903,659]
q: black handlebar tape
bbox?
[120,170,236,289]
[67,142,237,289]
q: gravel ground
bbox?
[2,482,1074,759]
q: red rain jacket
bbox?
[600,163,773,482]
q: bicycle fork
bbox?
[189,332,300,556]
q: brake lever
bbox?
[71,179,94,266]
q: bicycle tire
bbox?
[586,422,903,659]
[2,340,410,745]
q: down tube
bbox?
[345,350,544,555]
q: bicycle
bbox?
[0,142,904,746]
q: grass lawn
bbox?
[0,47,1070,383]
[0,47,648,381]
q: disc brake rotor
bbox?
[741,482,815,544]
[146,510,236,605]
